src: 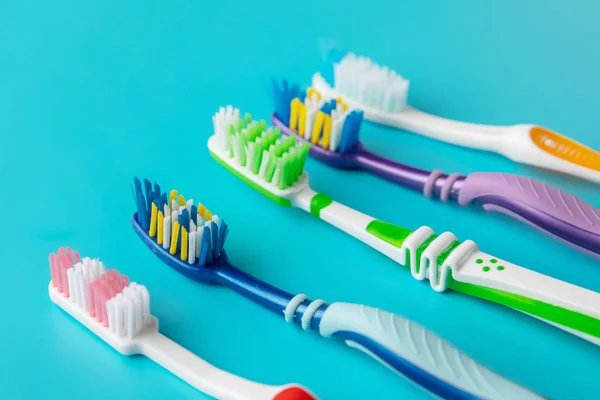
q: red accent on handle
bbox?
[273,386,317,400]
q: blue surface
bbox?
[1,1,599,399]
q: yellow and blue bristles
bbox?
[133,177,228,267]
[272,80,363,154]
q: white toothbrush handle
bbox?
[293,188,600,345]
[313,72,505,151]
[141,332,314,400]
[379,107,507,151]
[313,73,600,183]
[292,187,381,246]
[319,302,543,400]
[292,187,404,265]
[376,109,600,183]
[452,249,600,346]
[361,106,600,183]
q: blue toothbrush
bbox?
[132,176,543,400]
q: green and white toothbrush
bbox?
[209,106,600,347]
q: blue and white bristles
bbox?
[133,177,229,267]
[272,79,364,154]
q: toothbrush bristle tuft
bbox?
[133,178,228,267]
[272,79,305,127]
[49,248,152,339]
[273,80,363,154]
[319,45,346,87]
[49,247,80,295]
[323,52,410,113]
[212,108,310,189]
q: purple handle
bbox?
[458,172,600,256]
[355,149,432,193]
[355,150,467,200]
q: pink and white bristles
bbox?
[47,247,316,399]
[48,247,80,297]
[49,247,151,339]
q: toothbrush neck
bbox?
[214,263,327,331]
[355,149,466,202]
[355,148,432,191]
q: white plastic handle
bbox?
[141,332,312,400]
[452,249,600,347]
[49,282,314,400]
[312,73,600,184]
[311,73,506,151]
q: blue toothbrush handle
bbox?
[319,303,543,400]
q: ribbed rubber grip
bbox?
[319,302,543,400]
[458,172,600,256]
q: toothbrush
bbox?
[270,81,600,258]
[209,106,600,348]
[310,48,600,184]
[132,178,542,400]
[48,247,315,400]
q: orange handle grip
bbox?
[530,126,600,172]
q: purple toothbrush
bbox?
[271,82,600,257]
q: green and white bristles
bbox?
[212,106,310,191]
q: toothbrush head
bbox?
[50,246,319,399]
[209,106,310,206]
[132,177,230,283]
[314,50,411,114]
[48,247,156,355]
[271,79,364,169]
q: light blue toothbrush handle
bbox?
[319,302,543,400]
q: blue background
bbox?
[1,1,599,399]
